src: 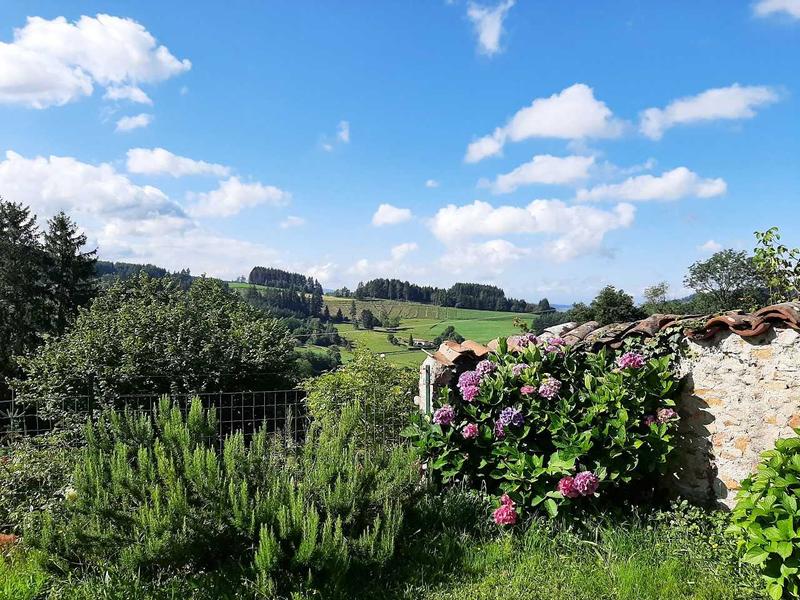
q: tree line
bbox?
[248,266,319,292]
[333,278,552,313]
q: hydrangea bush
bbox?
[404,335,680,521]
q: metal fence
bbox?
[0,389,310,446]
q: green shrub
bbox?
[25,397,419,598]
[729,430,800,599]
[303,349,417,440]
[0,431,79,533]
[403,337,679,520]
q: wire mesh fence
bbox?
[0,389,311,447]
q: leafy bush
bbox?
[25,397,419,598]
[729,430,800,600]
[403,336,680,520]
[13,275,296,415]
[0,431,79,533]
[303,349,417,440]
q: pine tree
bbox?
[334,308,344,323]
[0,200,47,381]
[349,299,357,323]
[407,332,414,347]
[322,305,331,321]
[44,211,98,335]
[310,280,323,316]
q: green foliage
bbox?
[571,285,647,326]
[753,227,800,305]
[403,341,679,518]
[433,325,464,346]
[13,274,295,413]
[729,430,800,599]
[25,397,418,598]
[303,349,416,440]
[0,431,79,533]
[684,249,763,313]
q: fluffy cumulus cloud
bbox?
[0,150,187,224]
[753,0,800,18]
[425,179,440,188]
[440,239,529,274]
[115,113,153,132]
[0,14,190,109]
[103,85,152,105]
[280,216,306,229]
[576,167,726,202]
[189,177,290,218]
[465,84,624,162]
[639,84,780,140]
[372,203,413,226]
[429,199,635,261]
[390,242,419,261]
[488,154,595,194]
[126,147,230,177]
[467,0,515,56]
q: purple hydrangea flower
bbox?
[573,471,599,496]
[461,423,479,439]
[538,377,562,400]
[498,406,523,427]
[493,420,506,439]
[617,352,646,370]
[557,476,580,498]
[512,363,530,377]
[458,370,481,391]
[433,405,455,426]
[520,385,536,395]
[543,337,566,354]
[476,359,497,378]
[461,385,480,403]
[643,414,657,427]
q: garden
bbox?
[3,330,798,600]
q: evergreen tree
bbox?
[310,280,324,316]
[407,332,414,347]
[334,307,344,323]
[44,211,98,334]
[322,305,331,321]
[349,299,358,322]
[0,200,48,382]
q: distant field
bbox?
[229,284,533,368]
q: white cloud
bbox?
[0,14,190,109]
[280,216,306,229]
[372,203,413,226]
[576,167,727,202]
[190,177,291,218]
[753,0,800,18]
[698,239,723,253]
[467,0,515,56]
[425,179,440,188]
[391,242,419,261]
[440,239,529,274]
[465,84,624,162]
[488,154,595,194]
[429,199,635,261]
[639,84,780,140]
[126,147,230,177]
[337,120,350,143]
[115,113,152,132]
[0,150,186,224]
[103,85,152,105]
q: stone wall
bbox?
[672,326,800,508]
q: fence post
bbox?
[424,364,432,416]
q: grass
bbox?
[3,500,765,600]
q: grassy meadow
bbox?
[230,283,529,368]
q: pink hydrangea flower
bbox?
[461,423,479,439]
[657,408,678,423]
[510,333,538,349]
[643,414,657,427]
[433,405,455,426]
[520,385,536,395]
[617,352,646,370]
[538,377,562,400]
[573,471,600,496]
[493,420,505,439]
[493,494,518,525]
[512,363,530,377]
[476,360,497,378]
[557,476,580,498]
[543,337,566,353]
[461,385,480,403]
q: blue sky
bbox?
[0,1,798,303]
